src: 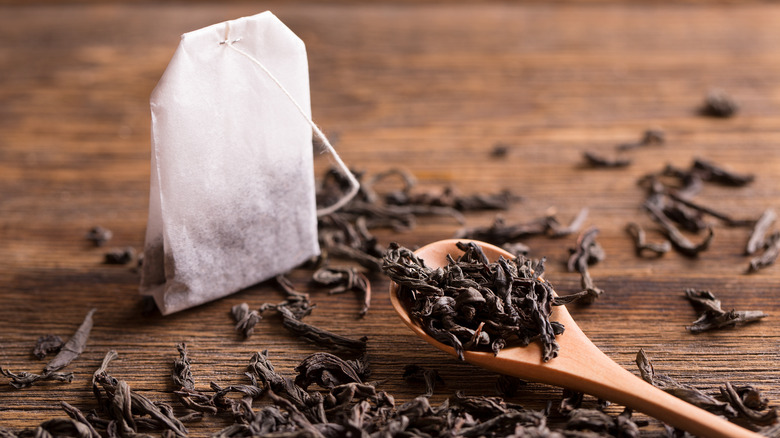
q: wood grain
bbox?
[1,2,780,436]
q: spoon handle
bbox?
[563,346,760,438]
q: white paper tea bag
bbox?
[140,11,357,315]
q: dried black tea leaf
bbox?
[252,276,368,355]
[44,308,96,374]
[32,335,63,360]
[455,215,548,244]
[93,350,188,437]
[617,128,665,151]
[567,408,642,437]
[384,183,518,212]
[2,309,96,389]
[312,267,371,316]
[104,247,135,265]
[275,305,368,355]
[456,209,587,245]
[172,343,195,391]
[684,289,767,333]
[668,192,753,228]
[0,367,74,389]
[636,349,737,418]
[403,364,444,397]
[384,241,574,362]
[491,142,510,157]
[85,226,113,247]
[60,401,101,438]
[315,166,512,274]
[583,151,631,168]
[645,201,714,257]
[720,382,778,426]
[746,208,777,255]
[548,208,590,238]
[626,222,671,257]
[294,352,368,390]
[567,227,605,303]
[748,231,780,273]
[692,158,754,186]
[701,89,738,118]
[231,303,261,338]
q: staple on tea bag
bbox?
[141,11,358,315]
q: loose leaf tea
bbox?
[617,128,665,151]
[311,266,371,316]
[566,408,642,437]
[172,343,195,392]
[60,401,101,438]
[746,208,777,255]
[231,303,261,338]
[625,222,671,257]
[636,349,737,418]
[644,200,714,257]
[1,309,95,389]
[85,226,112,247]
[103,247,135,265]
[721,382,779,426]
[701,89,739,118]
[255,276,368,355]
[634,158,757,259]
[684,289,767,333]
[383,241,577,362]
[583,151,631,168]
[748,231,780,273]
[92,350,189,437]
[32,335,63,360]
[293,352,369,390]
[455,208,589,245]
[637,349,780,433]
[44,308,96,374]
[0,367,73,389]
[567,227,605,303]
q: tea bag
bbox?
[140,11,357,315]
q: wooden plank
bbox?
[1,2,779,436]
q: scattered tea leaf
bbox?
[625,222,671,257]
[701,89,739,118]
[44,308,96,374]
[720,382,778,426]
[231,303,261,338]
[32,335,63,360]
[104,247,135,265]
[567,227,605,303]
[583,151,631,168]
[746,208,777,255]
[748,231,780,273]
[684,289,767,333]
[617,128,665,151]
[636,349,737,418]
[85,226,113,247]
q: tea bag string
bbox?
[222,27,359,217]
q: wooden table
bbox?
[2,2,780,436]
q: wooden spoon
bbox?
[388,239,761,438]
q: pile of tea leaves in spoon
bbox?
[383,241,585,362]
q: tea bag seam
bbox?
[221,24,359,217]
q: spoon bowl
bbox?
[389,239,761,438]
